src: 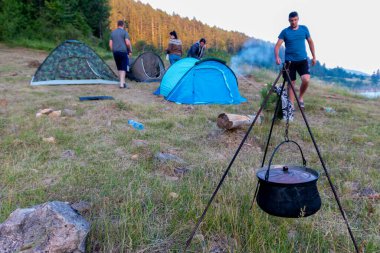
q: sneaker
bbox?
[299,101,305,111]
[119,83,130,89]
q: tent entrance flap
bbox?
[127,52,165,82]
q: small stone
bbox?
[169,192,179,199]
[61,150,76,159]
[154,152,186,164]
[40,108,53,115]
[360,187,376,197]
[131,154,139,160]
[165,176,179,181]
[115,148,127,158]
[0,99,8,107]
[62,109,76,117]
[43,177,57,186]
[132,139,149,147]
[49,110,61,118]
[174,167,190,175]
[42,137,56,143]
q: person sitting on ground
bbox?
[187,38,206,59]
[109,20,133,88]
[165,31,182,65]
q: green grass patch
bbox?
[0,44,379,252]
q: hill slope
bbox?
[0,44,379,252]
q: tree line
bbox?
[0,0,249,57]
[109,0,249,55]
[0,0,110,45]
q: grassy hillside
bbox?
[0,44,379,252]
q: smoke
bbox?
[231,38,284,76]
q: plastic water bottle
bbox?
[128,119,144,130]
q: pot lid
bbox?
[256,165,319,184]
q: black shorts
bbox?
[113,51,129,71]
[284,60,310,81]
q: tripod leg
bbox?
[250,77,287,210]
[184,68,284,252]
[283,68,360,253]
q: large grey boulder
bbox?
[0,201,90,253]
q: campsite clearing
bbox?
[0,43,379,252]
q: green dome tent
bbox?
[31,40,119,86]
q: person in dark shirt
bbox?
[109,20,133,88]
[187,38,206,59]
[274,11,316,111]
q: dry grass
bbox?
[0,43,379,252]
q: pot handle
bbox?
[265,140,307,181]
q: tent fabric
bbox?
[31,40,119,86]
[154,57,198,96]
[155,58,247,105]
[126,52,165,82]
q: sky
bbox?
[139,0,380,75]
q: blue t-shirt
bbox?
[278,25,310,61]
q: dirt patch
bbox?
[0,99,8,107]
[27,60,41,68]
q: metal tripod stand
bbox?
[184,64,359,253]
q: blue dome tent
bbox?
[154,58,247,105]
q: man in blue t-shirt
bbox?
[274,11,316,111]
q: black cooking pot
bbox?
[256,140,321,218]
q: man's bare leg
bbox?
[288,80,296,105]
[299,74,310,103]
[118,70,126,87]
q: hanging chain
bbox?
[284,65,290,142]
[284,116,289,141]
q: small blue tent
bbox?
[154,58,247,104]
